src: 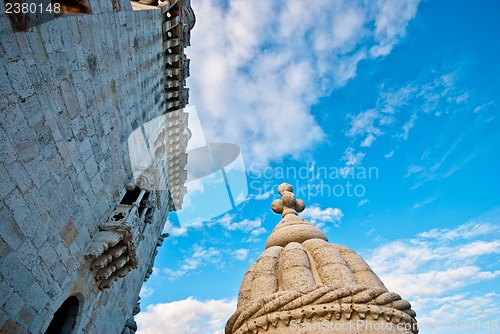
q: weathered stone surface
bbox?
[0,0,195,331]
[226,183,418,334]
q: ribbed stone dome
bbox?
[225,183,418,334]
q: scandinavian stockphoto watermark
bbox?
[248,162,379,201]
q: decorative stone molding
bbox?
[128,110,188,211]
[85,187,157,289]
[164,110,188,210]
[160,0,195,112]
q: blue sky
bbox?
[136,1,500,333]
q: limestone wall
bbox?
[0,3,172,332]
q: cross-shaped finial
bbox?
[271,183,305,217]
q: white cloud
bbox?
[189,0,421,165]
[232,249,249,261]
[370,0,420,57]
[384,150,395,158]
[136,297,236,334]
[455,240,500,259]
[301,205,344,228]
[363,214,500,326]
[163,220,189,237]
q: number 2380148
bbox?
[5,2,61,14]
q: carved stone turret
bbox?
[226,183,418,334]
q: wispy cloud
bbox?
[405,135,478,189]
[342,147,365,166]
[357,199,370,207]
[209,214,262,233]
[346,71,474,153]
[412,195,438,209]
[189,0,421,165]
[163,244,223,280]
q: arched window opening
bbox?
[45,296,81,334]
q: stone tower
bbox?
[226,183,418,334]
[0,0,194,332]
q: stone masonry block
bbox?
[0,163,16,199]
[7,160,34,193]
[11,125,40,163]
[0,318,23,334]
[16,239,40,269]
[16,305,36,330]
[23,156,52,189]
[0,236,9,262]
[5,59,35,99]
[84,156,99,180]
[0,205,26,249]
[25,28,49,63]
[1,252,32,296]
[78,137,93,162]
[0,127,18,165]
[4,189,29,222]
[19,95,44,127]
[46,153,67,183]
[0,63,14,96]
[60,219,79,248]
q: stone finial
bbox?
[271,183,305,218]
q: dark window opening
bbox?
[45,296,80,334]
[120,187,141,205]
